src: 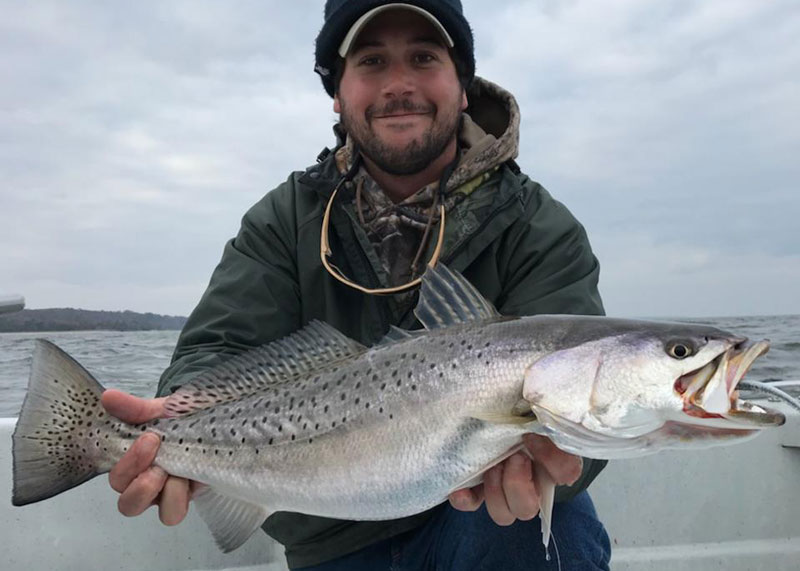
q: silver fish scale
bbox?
[144,319,541,518]
[150,320,528,448]
[164,321,364,416]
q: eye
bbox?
[358,55,383,66]
[413,53,437,64]
[666,341,694,359]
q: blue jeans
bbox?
[294,491,611,570]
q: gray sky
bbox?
[1,0,798,318]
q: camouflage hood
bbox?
[335,77,522,288]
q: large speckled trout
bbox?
[11,265,785,552]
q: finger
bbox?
[483,463,515,526]
[117,466,168,517]
[158,476,191,526]
[109,433,161,493]
[101,389,168,424]
[523,434,583,485]
[501,453,540,521]
[448,484,484,512]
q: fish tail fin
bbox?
[12,339,111,506]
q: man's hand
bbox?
[448,434,583,525]
[101,389,194,526]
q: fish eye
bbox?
[667,341,694,359]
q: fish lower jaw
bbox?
[673,398,785,430]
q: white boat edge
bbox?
[1,402,798,570]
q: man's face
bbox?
[334,10,468,176]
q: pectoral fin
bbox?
[470,401,537,425]
[469,412,537,425]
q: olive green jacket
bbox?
[157,80,606,569]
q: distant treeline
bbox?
[0,308,187,332]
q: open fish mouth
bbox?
[674,339,786,429]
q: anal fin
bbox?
[194,487,271,552]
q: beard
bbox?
[340,97,462,176]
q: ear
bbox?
[333,94,342,114]
[460,89,468,111]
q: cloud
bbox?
[1,0,798,317]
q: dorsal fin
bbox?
[165,320,365,417]
[414,264,500,330]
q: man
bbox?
[102,1,611,569]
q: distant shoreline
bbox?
[0,308,187,333]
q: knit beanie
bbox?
[314,0,475,97]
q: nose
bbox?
[381,61,415,99]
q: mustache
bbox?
[366,100,435,119]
